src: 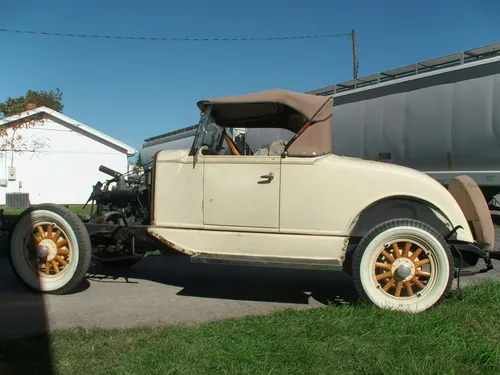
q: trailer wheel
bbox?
[351,218,454,313]
[9,203,92,295]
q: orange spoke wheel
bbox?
[9,204,92,295]
[31,223,71,277]
[374,241,432,298]
[352,219,454,313]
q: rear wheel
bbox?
[9,204,92,294]
[351,219,454,313]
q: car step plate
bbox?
[190,253,343,271]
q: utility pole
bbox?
[351,29,358,86]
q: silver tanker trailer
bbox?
[141,42,500,205]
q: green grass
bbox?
[1,280,500,375]
[0,204,91,216]
[0,204,90,257]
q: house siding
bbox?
[0,117,129,205]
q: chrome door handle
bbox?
[259,172,274,182]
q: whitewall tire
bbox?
[9,203,92,295]
[351,219,454,313]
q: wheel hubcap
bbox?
[374,241,432,298]
[391,258,415,282]
[38,239,58,261]
[36,245,48,259]
[395,262,413,281]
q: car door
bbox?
[202,155,281,230]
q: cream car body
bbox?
[7,88,496,312]
[149,148,474,262]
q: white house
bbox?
[0,105,136,206]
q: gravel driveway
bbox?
[1,231,500,340]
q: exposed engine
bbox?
[81,164,158,264]
[84,165,152,226]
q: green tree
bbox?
[0,88,63,118]
[136,152,142,166]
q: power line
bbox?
[0,28,350,42]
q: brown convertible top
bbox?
[197,89,334,156]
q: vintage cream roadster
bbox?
[4,89,498,313]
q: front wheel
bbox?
[351,219,454,313]
[9,203,92,294]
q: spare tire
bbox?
[448,175,495,252]
[9,203,92,294]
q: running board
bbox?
[190,254,343,271]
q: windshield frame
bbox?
[189,104,213,156]
[189,105,232,156]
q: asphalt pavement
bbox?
[1,235,500,341]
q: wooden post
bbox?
[351,29,358,86]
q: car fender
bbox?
[348,191,474,244]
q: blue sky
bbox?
[1,0,499,156]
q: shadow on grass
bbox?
[0,206,89,375]
[0,235,57,375]
[0,267,90,375]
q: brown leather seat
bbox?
[448,175,495,252]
